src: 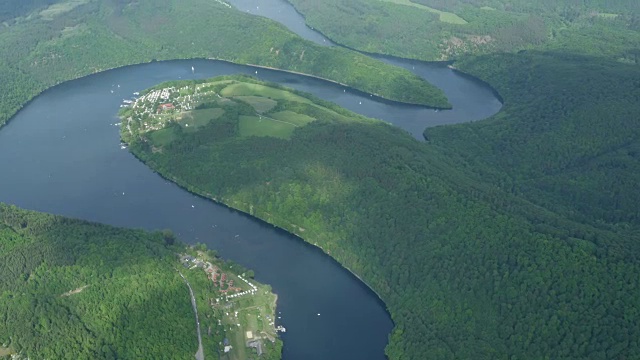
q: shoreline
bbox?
[121,143,395,325]
[0,52,450,132]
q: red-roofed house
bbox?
[158,103,175,112]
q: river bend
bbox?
[0,3,501,359]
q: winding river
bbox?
[0,2,501,359]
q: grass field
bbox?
[221,291,278,360]
[239,115,297,139]
[270,111,316,126]
[126,77,349,145]
[221,83,312,104]
[597,12,620,18]
[181,108,225,131]
[0,347,14,357]
[39,0,90,20]
[234,96,278,113]
[149,127,177,146]
[383,0,468,24]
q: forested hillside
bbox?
[125,67,640,359]
[0,0,448,128]
[286,0,640,61]
[0,203,196,359]
[0,0,61,22]
[0,203,281,359]
[429,51,640,234]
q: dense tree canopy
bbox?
[0,0,448,128]
[0,204,198,359]
[0,203,281,359]
[126,56,640,359]
[286,0,640,61]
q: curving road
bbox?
[180,272,205,360]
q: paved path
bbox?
[180,271,205,360]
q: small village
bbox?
[120,79,230,137]
[180,251,281,359]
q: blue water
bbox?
[0,2,501,359]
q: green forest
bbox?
[0,203,197,358]
[2,0,640,359]
[286,0,640,62]
[126,52,640,359]
[0,0,450,129]
[0,203,280,359]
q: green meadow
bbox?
[121,75,367,144]
[382,0,468,24]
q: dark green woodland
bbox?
[1,0,640,359]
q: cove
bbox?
[0,4,501,360]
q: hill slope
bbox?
[0,203,281,359]
[0,0,449,128]
[285,0,640,61]
[123,69,640,359]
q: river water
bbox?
[0,2,501,359]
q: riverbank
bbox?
[0,0,450,129]
[245,62,452,109]
[179,247,282,360]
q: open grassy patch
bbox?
[221,83,312,104]
[180,108,224,132]
[149,127,177,146]
[270,110,316,126]
[0,347,14,357]
[39,0,90,20]
[234,96,278,113]
[383,0,468,24]
[239,115,296,139]
[596,12,620,19]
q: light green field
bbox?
[239,115,297,139]
[597,12,619,19]
[60,24,87,39]
[270,111,316,126]
[0,347,14,357]
[180,108,225,131]
[212,269,278,360]
[197,80,235,93]
[480,6,496,11]
[149,127,177,146]
[234,96,278,113]
[221,83,312,104]
[39,0,90,20]
[383,0,468,24]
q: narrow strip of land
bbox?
[180,271,204,360]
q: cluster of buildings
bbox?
[127,85,203,130]
[224,274,258,300]
[136,88,168,105]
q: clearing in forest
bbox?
[383,0,468,24]
[121,75,363,143]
